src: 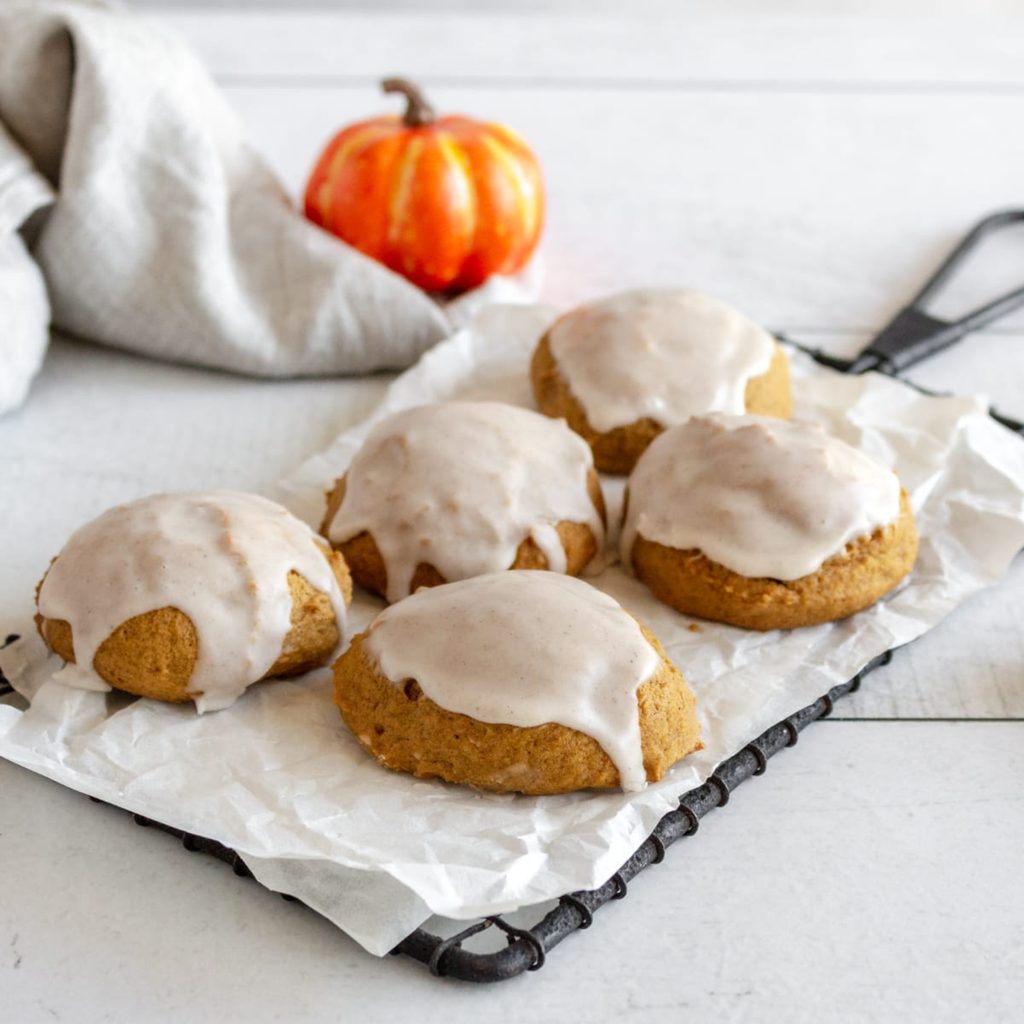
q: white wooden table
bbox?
[3,4,1023,1020]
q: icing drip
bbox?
[326,401,605,602]
[621,415,901,581]
[37,491,347,712]
[363,571,660,792]
[547,288,776,432]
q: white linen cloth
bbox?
[0,0,500,417]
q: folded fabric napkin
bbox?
[0,0,493,417]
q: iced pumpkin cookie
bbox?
[531,288,792,473]
[333,571,702,795]
[36,491,352,712]
[321,401,606,603]
[621,415,918,630]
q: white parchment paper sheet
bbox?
[3,304,1024,955]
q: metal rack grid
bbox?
[0,647,896,983]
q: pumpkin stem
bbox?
[382,77,436,128]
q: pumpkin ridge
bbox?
[387,136,426,248]
[435,131,478,272]
[486,121,533,153]
[479,131,539,267]
[318,122,402,231]
[303,79,544,292]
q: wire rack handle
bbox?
[848,209,1024,375]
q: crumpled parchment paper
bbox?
[3,304,1024,955]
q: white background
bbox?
[2,2,1023,1020]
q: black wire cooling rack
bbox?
[26,650,894,984]
[2,211,1023,983]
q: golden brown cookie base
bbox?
[530,335,792,475]
[35,546,352,704]
[321,469,606,601]
[629,491,918,631]
[333,622,702,795]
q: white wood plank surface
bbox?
[4,5,1024,1018]
[4,719,1021,1022]
[158,6,1024,86]
[220,84,1024,340]
[218,80,1024,425]
[0,338,388,628]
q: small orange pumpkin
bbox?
[304,78,545,294]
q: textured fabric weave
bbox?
[0,0,462,416]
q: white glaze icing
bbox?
[362,571,661,792]
[547,288,777,433]
[621,415,901,580]
[325,401,605,603]
[37,491,347,712]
